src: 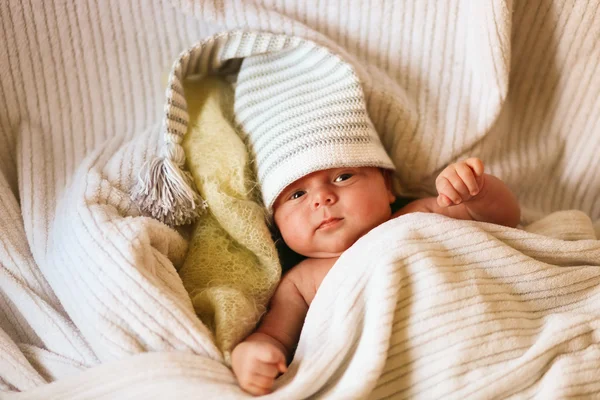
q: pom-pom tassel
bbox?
[132,156,206,227]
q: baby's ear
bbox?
[382,169,396,204]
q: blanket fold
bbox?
[2,0,600,398]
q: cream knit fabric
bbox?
[179,76,281,363]
[234,45,395,209]
[2,1,600,399]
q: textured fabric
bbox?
[1,0,600,399]
[140,32,395,219]
[234,45,395,210]
[8,212,600,400]
[179,76,280,363]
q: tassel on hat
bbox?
[132,31,394,226]
[131,140,206,227]
[131,51,208,227]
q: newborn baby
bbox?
[229,46,520,396]
[232,157,520,395]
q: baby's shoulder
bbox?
[285,257,337,286]
[279,257,337,306]
[283,258,318,283]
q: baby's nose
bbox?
[312,190,336,208]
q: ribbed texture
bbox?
[1,0,600,398]
[0,0,225,390]
[234,43,395,209]
[294,211,600,400]
[148,31,394,216]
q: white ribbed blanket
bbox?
[1,1,600,399]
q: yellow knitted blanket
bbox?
[179,76,281,362]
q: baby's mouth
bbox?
[317,217,344,230]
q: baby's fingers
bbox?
[255,346,286,368]
[244,362,285,396]
[436,176,462,206]
[437,193,453,208]
[464,157,485,177]
[277,361,287,374]
[455,162,480,196]
[250,373,277,389]
[244,381,273,396]
[437,166,470,200]
[254,362,282,379]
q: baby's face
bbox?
[273,167,395,258]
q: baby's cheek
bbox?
[360,201,391,232]
[282,216,313,252]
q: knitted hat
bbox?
[132,31,395,226]
[234,44,396,211]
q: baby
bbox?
[231,157,520,396]
[229,48,519,396]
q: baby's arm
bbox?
[231,267,309,396]
[394,158,520,227]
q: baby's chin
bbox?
[297,235,359,258]
[302,249,345,258]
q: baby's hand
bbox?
[231,340,287,396]
[435,158,485,207]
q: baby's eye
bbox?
[334,173,353,182]
[289,190,306,200]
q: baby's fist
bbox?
[435,158,485,207]
[231,340,287,396]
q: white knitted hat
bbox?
[133,31,396,226]
[234,44,396,211]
